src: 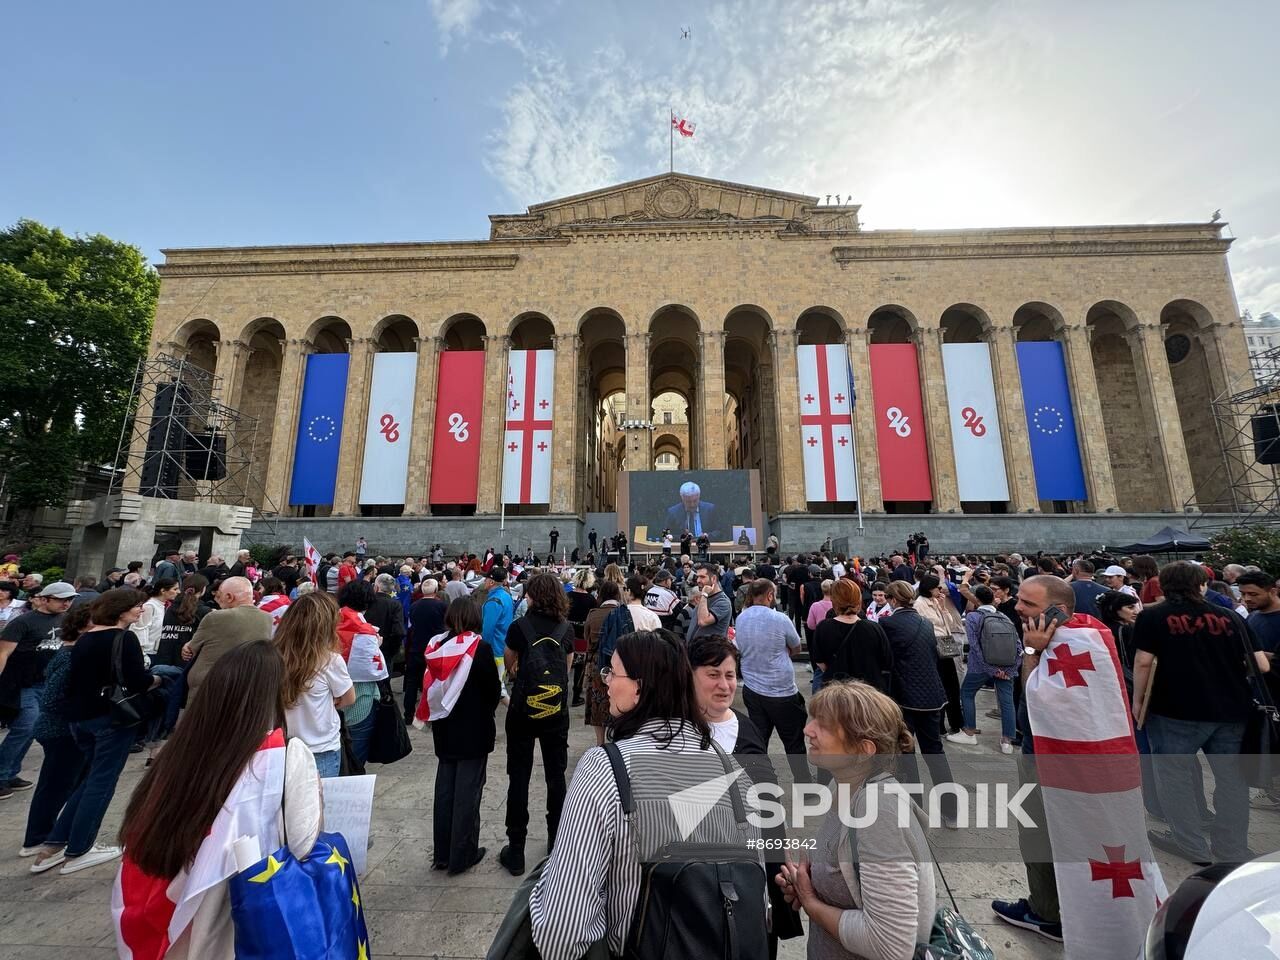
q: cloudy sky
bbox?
[4,0,1278,315]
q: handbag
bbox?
[366,679,412,765]
[101,629,151,728]
[1237,622,1280,788]
[229,748,369,960]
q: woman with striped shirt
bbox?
[529,629,764,960]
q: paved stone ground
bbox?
[1,668,1277,958]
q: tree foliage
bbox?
[0,219,157,509]
[1209,525,1280,574]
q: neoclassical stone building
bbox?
[139,173,1251,550]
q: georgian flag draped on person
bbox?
[795,343,858,502]
[413,630,482,726]
[358,351,417,505]
[502,349,555,505]
[112,730,287,959]
[1025,614,1166,959]
[337,607,390,683]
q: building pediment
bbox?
[489,173,859,239]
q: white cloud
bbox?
[1232,263,1280,318]
[429,0,487,55]
[1236,233,1280,254]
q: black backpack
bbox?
[975,609,1020,668]
[509,618,570,721]
[602,741,769,960]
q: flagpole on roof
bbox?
[669,106,674,173]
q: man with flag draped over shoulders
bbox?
[993,574,1166,958]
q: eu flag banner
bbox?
[289,353,350,506]
[1016,341,1088,501]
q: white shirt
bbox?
[131,597,167,655]
[626,603,662,632]
[643,585,680,615]
[709,713,739,752]
[285,652,354,754]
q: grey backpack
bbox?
[976,610,1020,667]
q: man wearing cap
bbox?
[0,582,75,799]
[153,550,182,584]
[643,567,683,631]
[483,565,515,702]
[1101,564,1141,607]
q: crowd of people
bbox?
[0,533,1276,958]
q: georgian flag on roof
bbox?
[671,114,695,137]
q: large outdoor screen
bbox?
[618,469,764,547]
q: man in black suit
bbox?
[662,482,723,541]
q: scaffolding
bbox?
[1188,343,1280,530]
[110,353,273,513]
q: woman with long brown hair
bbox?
[276,592,355,778]
[115,640,317,960]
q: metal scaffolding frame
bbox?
[1188,343,1280,529]
[110,353,274,513]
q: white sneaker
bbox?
[1000,741,1014,755]
[1250,788,1280,810]
[59,844,122,874]
[29,848,66,874]
[946,731,978,746]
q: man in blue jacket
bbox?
[483,565,514,702]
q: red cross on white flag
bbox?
[502,349,555,504]
[1026,615,1167,957]
[796,343,858,501]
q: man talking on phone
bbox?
[686,563,733,643]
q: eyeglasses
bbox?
[601,667,633,682]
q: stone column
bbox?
[624,332,652,471]
[476,334,511,513]
[769,329,807,512]
[1201,319,1252,396]
[846,325,883,512]
[1059,323,1118,511]
[699,331,727,470]
[404,336,441,515]
[332,337,375,516]
[261,338,313,514]
[551,332,580,514]
[916,327,961,512]
[1128,322,1197,512]
[988,325,1040,513]
[213,339,251,411]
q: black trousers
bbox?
[402,649,426,722]
[937,656,963,732]
[433,755,487,870]
[23,736,87,848]
[743,686,811,783]
[897,709,958,819]
[505,715,570,850]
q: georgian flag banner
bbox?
[671,114,695,137]
[113,730,287,959]
[302,537,320,585]
[414,630,482,725]
[796,343,858,501]
[358,351,417,505]
[942,342,1010,501]
[502,349,555,505]
[1026,615,1166,959]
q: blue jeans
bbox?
[811,665,824,694]
[347,712,375,767]
[24,736,86,847]
[960,670,1015,740]
[147,665,185,741]
[314,749,340,778]
[0,684,43,781]
[1146,714,1250,860]
[46,715,136,857]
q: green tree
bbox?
[0,219,158,522]
[1209,525,1280,574]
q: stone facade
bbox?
[140,172,1251,533]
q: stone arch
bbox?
[439,313,486,351]
[867,305,918,343]
[1161,300,1223,507]
[648,303,702,333]
[649,306,701,467]
[237,318,286,507]
[796,306,847,344]
[305,316,353,354]
[724,306,779,511]
[580,309,627,512]
[940,303,993,343]
[509,313,555,350]
[1013,302,1065,342]
[235,316,283,344]
[653,432,684,470]
[371,314,419,352]
[1087,300,1162,511]
[171,318,219,372]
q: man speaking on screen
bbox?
[662,481,724,541]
